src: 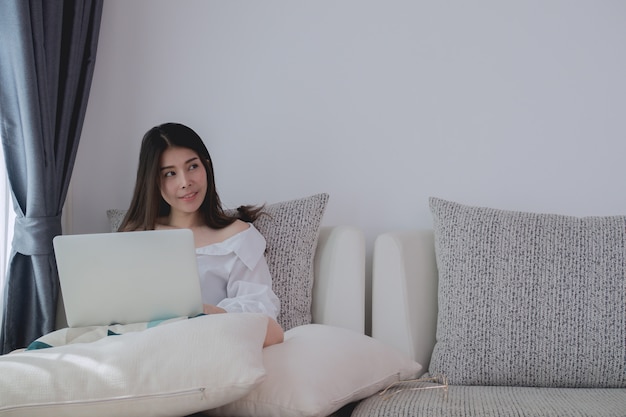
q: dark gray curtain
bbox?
[0,0,103,354]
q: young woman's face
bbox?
[158,146,208,217]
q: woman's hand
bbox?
[203,304,227,315]
[264,317,284,348]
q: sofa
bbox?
[0,193,422,417]
[352,197,626,417]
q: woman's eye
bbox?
[164,171,175,178]
[189,164,199,171]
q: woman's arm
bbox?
[203,304,284,347]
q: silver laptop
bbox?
[53,229,203,327]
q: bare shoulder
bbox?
[224,219,250,236]
[214,219,250,243]
[195,219,250,247]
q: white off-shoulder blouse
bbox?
[195,223,280,320]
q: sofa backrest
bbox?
[371,230,438,370]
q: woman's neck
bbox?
[164,212,204,229]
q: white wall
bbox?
[73,0,626,244]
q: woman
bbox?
[119,122,284,347]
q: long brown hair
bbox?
[119,123,263,231]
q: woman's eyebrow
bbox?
[160,157,199,171]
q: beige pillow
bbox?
[207,324,422,417]
[0,314,268,417]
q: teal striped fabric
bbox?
[26,316,197,350]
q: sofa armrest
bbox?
[312,226,365,333]
[371,230,438,370]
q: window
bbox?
[0,142,16,321]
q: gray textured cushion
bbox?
[253,193,329,330]
[352,378,626,417]
[107,193,329,331]
[428,197,626,387]
[107,209,126,232]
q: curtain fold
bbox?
[0,0,103,354]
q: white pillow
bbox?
[0,314,268,417]
[206,324,422,417]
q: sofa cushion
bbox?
[107,193,329,331]
[0,314,268,417]
[428,197,626,387]
[252,193,329,331]
[352,380,626,417]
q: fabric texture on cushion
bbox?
[109,193,329,331]
[428,197,626,388]
[253,193,329,330]
[351,380,626,417]
[205,324,422,417]
[0,314,268,417]
[106,208,126,232]
[107,209,127,232]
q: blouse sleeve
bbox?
[215,227,281,320]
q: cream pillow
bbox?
[206,324,422,417]
[0,314,268,417]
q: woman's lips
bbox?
[180,192,197,201]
